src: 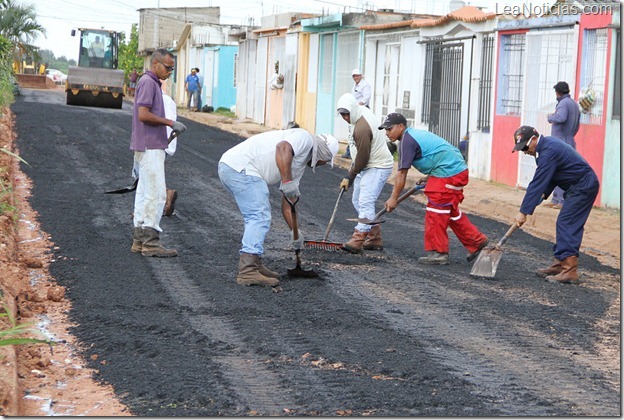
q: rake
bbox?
[304,186,345,251]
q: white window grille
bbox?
[580,28,609,125]
[497,33,526,116]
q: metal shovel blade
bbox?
[469,247,503,278]
[287,250,319,278]
[469,224,518,278]
[346,217,384,225]
[104,178,138,194]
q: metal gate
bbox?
[422,41,464,147]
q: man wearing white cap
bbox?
[218,129,339,287]
[351,69,371,108]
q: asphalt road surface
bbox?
[13,89,620,416]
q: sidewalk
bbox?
[177,109,620,269]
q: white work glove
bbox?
[171,121,186,135]
[280,181,300,200]
[290,230,304,250]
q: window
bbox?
[477,34,494,132]
[496,33,526,116]
[579,28,608,124]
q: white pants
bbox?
[133,149,166,232]
[351,167,393,232]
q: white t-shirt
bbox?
[219,128,314,186]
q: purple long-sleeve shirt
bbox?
[547,94,580,147]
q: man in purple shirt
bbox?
[130,48,186,257]
[545,81,580,208]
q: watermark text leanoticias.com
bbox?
[496,1,618,17]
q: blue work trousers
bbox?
[554,172,599,260]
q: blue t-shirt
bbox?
[185,73,200,92]
[398,128,466,178]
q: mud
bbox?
[9,88,621,416]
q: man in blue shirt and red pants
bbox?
[381,113,489,265]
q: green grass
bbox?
[214,107,235,118]
[0,303,53,351]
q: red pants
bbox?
[423,170,486,254]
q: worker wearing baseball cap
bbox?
[511,125,599,284]
[381,113,489,265]
[545,81,581,209]
[351,68,371,108]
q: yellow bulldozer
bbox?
[66,28,125,109]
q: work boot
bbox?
[546,256,580,284]
[258,257,281,280]
[141,227,178,257]
[342,229,369,254]
[363,225,384,251]
[418,251,450,265]
[466,237,489,262]
[536,258,563,278]
[237,253,279,287]
[131,227,143,253]
[163,189,178,217]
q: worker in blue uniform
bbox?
[511,125,599,284]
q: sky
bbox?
[19,0,529,62]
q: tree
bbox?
[118,24,143,80]
[0,0,45,73]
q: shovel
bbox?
[304,186,345,251]
[470,224,518,278]
[347,183,426,225]
[104,132,179,194]
[104,177,138,194]
[285,196,319,278]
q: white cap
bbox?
[351,68,362,76]
[317,134,339,167]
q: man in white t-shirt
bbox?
[218,129,339,287]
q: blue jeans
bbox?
[218,163,271,255]
[351,167,393,232]
[187,90,199,110]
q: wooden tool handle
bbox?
[372,183,426,221]
[323,187,345,241]
[496,224,518,248]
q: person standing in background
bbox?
[194,67,204,111]
[184,68,201,112]
[545,81,581,209]
[351,69,371,107]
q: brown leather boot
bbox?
[342,229,368,254]
[131,227,143,253]
[141,227,178,257]
[163,189,178,217]
[258,257,281,280]
[536,258,563,278]
[237,253,279,286]
[546,256,580,284]
[363,225,383,251]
